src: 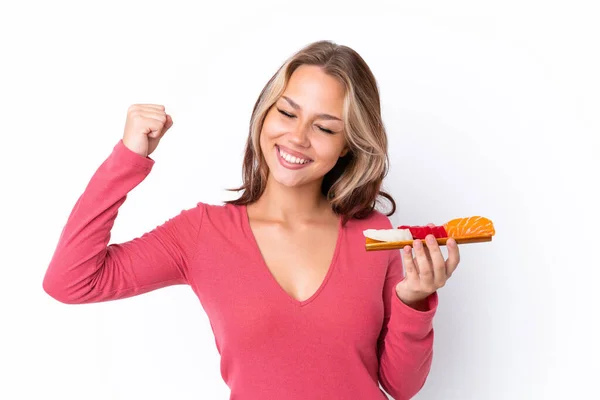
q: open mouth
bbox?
[276,145,313,168]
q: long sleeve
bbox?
[42,139,204,304]
[377,249,438,400]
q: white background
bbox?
[1,0,598,399]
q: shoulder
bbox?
[192,201,246,230]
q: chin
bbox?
[275,174,314,188]
[264,147,313,188]
[268,165,311,188]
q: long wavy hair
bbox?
[225,40,396,223]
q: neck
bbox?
[252,175,330,223]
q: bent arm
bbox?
[42,140,203,304]
[378,251,438,399]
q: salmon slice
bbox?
[443,216,495,238]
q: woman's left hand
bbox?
[395,224,461,310]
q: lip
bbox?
[276,144,312,162]
[276,145,312,170]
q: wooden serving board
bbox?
[365,235,493,251]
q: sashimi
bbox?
[363,228,413,242]
[398,225,448,239]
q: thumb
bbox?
[164,114,173,132]
[156,114,173,139]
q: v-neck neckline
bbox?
[241,203,344,308]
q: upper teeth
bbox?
[279,147,310,164]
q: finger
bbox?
[162,114,174,134]
[136,111,168,138]
[425,234,447,286]
[155,114,173,139]
[402,246,419,281]
[408,246,420,274]
[138,110,167,122]
[445,238,461,276]
[133,104,166,111]
[415,246,432,278]
[413,239,433,286]
[426,223,436,227]
[137,118,164,138]
[402,244,421,273]
[423,242,433,264]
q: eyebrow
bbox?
[281,96,342,122]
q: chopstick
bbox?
[365,235,493,251]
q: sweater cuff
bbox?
[112,139,155,172]
[391,290,438,322]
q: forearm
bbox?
[378,292,438,399]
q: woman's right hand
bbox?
[122,104,173,157]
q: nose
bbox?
[288,123,310,147]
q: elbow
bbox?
[381,378,428,400]
[379,355,433,400]
[42,270,79,304]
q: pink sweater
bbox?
[43,139,438,400]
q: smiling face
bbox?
[259,64,349,189]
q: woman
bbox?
[43,40,460,400]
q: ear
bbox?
[339,147,349,157]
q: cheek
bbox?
[261,115,286,142]
[313,137,347,163]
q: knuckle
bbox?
[420,269,432,277]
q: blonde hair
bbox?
[226,40,396,223]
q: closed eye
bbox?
[277,109,335,134]
[317,126,334,134]
[277,108,295,118]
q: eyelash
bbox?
[277,109,334,134]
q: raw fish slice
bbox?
[363,228,413,242]
[398,225,448,239]
[443,216,495,238]
[365,216,495,251]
